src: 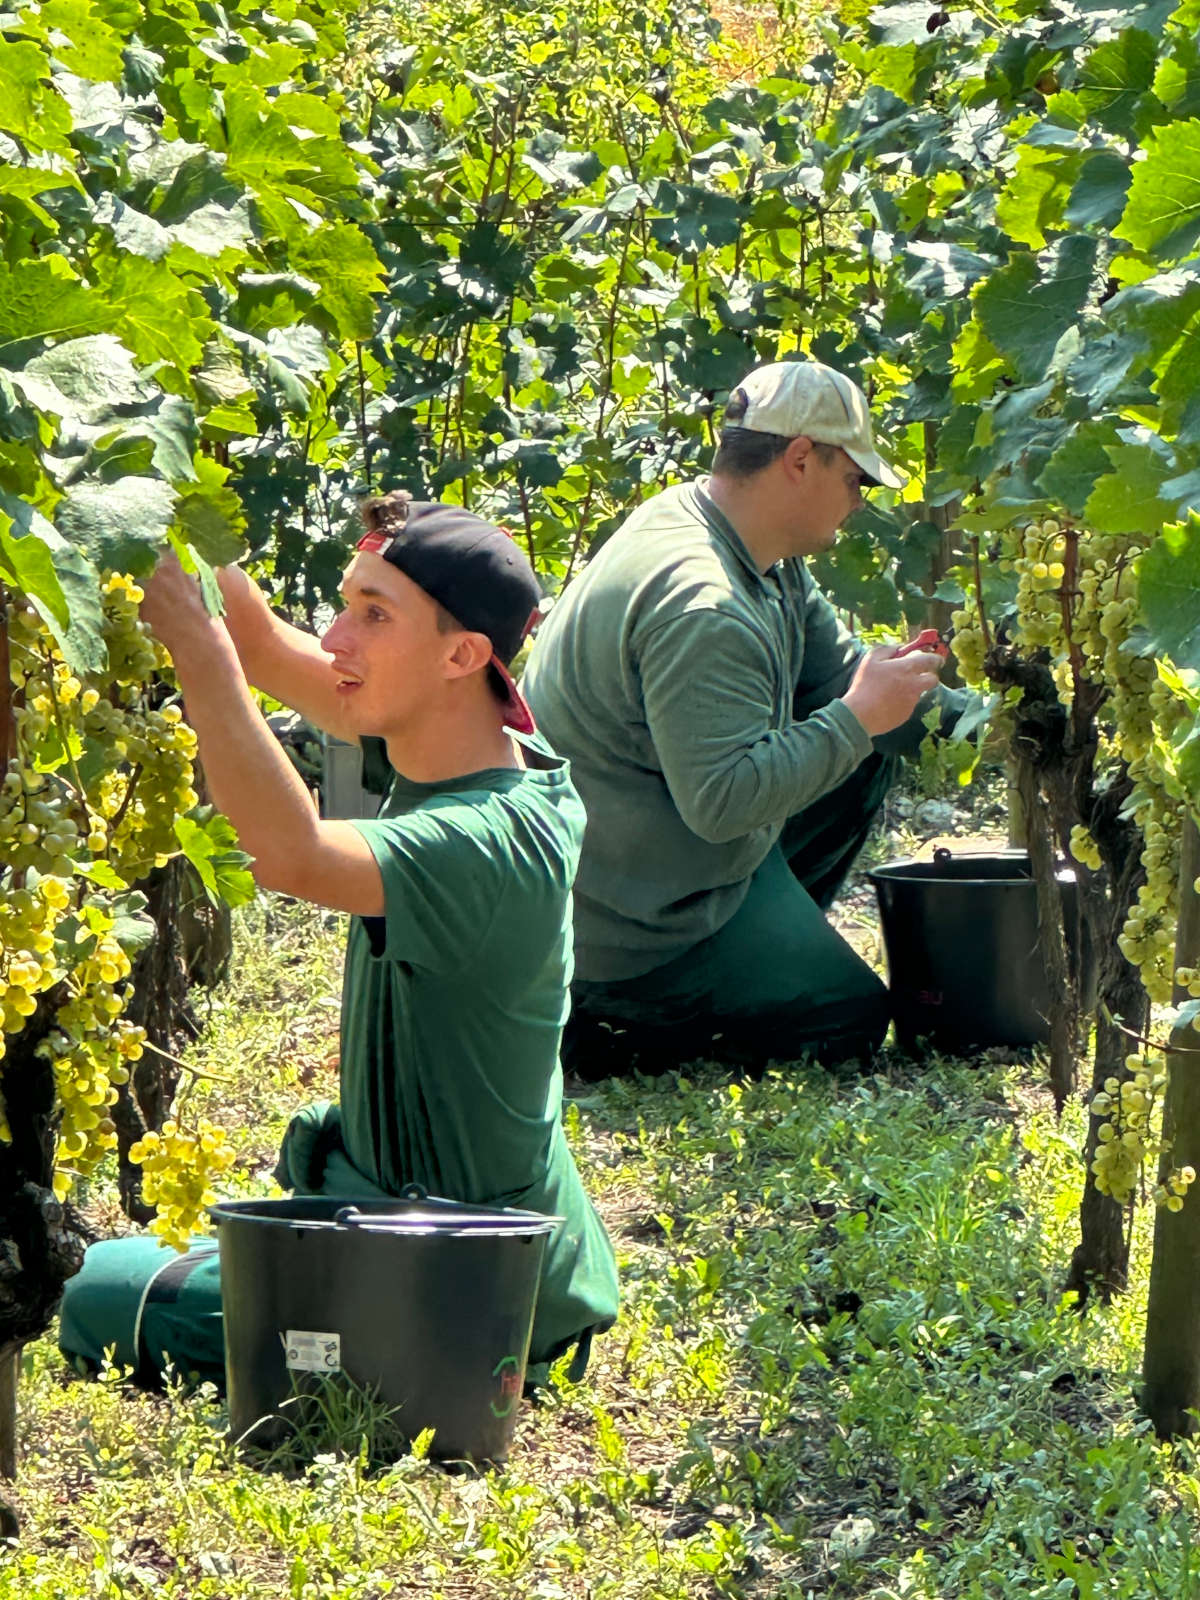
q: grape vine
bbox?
[949,506,1198,1225]
[0,574,239,1234]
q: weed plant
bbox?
[6,898,1199,1596]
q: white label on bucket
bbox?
[284,1330,342,1372]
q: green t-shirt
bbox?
[336,735,618,1370]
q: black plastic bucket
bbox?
[211,1191,558,1463]
[867,848,1077,1052]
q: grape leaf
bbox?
[996,146,1071,249]
[154,148,242,225]
[168,528,223,615]
[0,39,73,153]
[222,83,319,191]
[173,459,248,567]
[1075,29,1158,139]
[0,258,115,355]
[903,240,997,299]
[1035,423,1119,517]
[1138,518,1200,672]
[650,186,746,252]
[40,0,125,81]
[0,40,48,141]
[95,255,214,374]
[94,194,171,261]
[1085,441,1180,533]
[1161,465,1200,516]
[1153,33,1200,119]
[1066,330,1153,409]
[261,323,331,409]
[56,477,178,576]
[1064,151,1131,229]
[108,890,156,953]
[66,394,198,486]
[1115,118,1200,259]
[233,272,319,337]
[289,224,385,341]
[0,494,106,673]
[193,338,255,406]
[0,165,84,228]
[174,812,257,907]
[0,509,69,629]
[76,859,131,891]
[169,194,257,259]
[973,236,1098,384]
[1152,307,1200,419]
[13,334,154,422]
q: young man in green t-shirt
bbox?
[62,494,617,1385]
[522,361,951,1076]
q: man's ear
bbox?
[785,435,815,472]
[445,630,495,681]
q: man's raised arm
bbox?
[147,557,384,915]
[217,566,356,743]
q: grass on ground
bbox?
[7,896,1200,1599]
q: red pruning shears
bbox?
[894,628,950,661]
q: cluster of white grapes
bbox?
[2,574,220,1233]
[1068,824,1101,872]
[129,1120,237,1251]
[949,603,988,687]
[1090,1054,1167,1206]
[1117,801,1183,1005]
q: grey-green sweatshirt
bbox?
[522,479,883,982]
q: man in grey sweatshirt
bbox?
[522,360,947,1075]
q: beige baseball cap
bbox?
[728,360,903,489]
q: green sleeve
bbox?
[349,802,500,973]
[637,610,873,846]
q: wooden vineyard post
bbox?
[1142,814,1200,1437]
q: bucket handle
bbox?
[334,1183,427,1229]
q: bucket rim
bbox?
[209,1194,561,1238]
[867,849,1075,887]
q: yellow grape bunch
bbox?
[2,573,222,1231]
[1013,516,1070,654]
[951,518,1153,702]
[129,1121,236,1251]
[1090,1053,1169,1207]
[1117,797,1183,1005]
[1068,824,1102,873]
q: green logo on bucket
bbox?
[490,1355,521,1418]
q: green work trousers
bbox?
[566,752,897,1077]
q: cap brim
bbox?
[846,444,904,490]
[491,655,536,736]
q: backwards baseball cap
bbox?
[727,360,903,489]
[356,495,543,735]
